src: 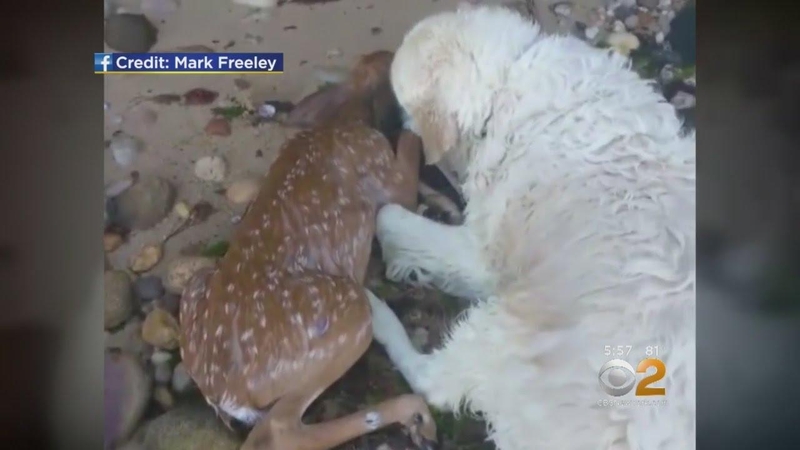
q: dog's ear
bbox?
[413,104,458,165]
[284,83,351,128]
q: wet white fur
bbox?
[370,5,695,450]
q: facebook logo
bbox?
[94,53,113,72]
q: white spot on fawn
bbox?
[365,411,382,430]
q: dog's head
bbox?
[391,4,540,164]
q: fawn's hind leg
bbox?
[240,283,436,450]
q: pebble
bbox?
[104,232,124,252]
[624,14,639,29]
[606,31,640,55]
[204,117,232,137]
[173,201,191,219]
[613,20,626,32]
[157,293,182,317]
[171,362,195,393]
[109,131,143,167]
[326,48,343,59]
[105,270,134,330]
[670,91,696,110]
[584,26,600,41]
[225,178,260,204]
[135,405,241,450]
[133,275,165,301]
[104,13,158,53]
[130,243,163,273]
[194,156,228,182]
[151,350,172,365]
[154,361,173,385]
[551,2,572,17]
[165,256,217,294]
[113,176,175,230]
[104,351,152,448]
[410,327,430,352]
[106,318,148,359]
[257,103,277,119]
[655,31,665,44]
[105,176,135,198]
[141,307,180,350]
[153,386,175,410]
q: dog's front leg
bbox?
[376,203,494,300]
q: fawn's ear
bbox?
[284,83,351,128]
[412,102,458,165]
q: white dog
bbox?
[367,5,696,450]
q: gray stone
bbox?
[133,404,242,450]
[105,270,134,330]
[106,318,149,359]
[105,351,152,448]
[133,275,166,301]
[113,176,175,230]
[105,13,158,53]
[171,362,196,394]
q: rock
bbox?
[105,13,158,53]
[130,243,163,273]
[109,131,143,167]
[225,178,260,204]
[157,293,181,317]
[105,271,134,330]
[410,327,430,352]
[637,0,658,8]
[151,349,172,365]
[114,176,175,230]
[171,362,196,393]
[165,256,217,294]
[106,318,149,358]
[670,91,695,110]
[183,88,219,105]
[326,48,343,59]
[584,26,600,41]
[194,156,228,182]
[154,361,173,385]
[606,32,640,56]
[173,201,191,219]
[655,31,665,44]
[153,386,175,410]
[142,307,180,350]
[105,351,151,448]
[624,14,639,29]
[133,275,165,301]
[104,232,124,252]
[135,404,241,450]
[613,20,626,32]
[551,2,572,17]
[204,118,232,136]
[257,103,277,119]
[105,176,136,198]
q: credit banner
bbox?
[94,52,284,74]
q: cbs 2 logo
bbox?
[598,358,666,397]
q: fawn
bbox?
[178,51,437,450]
